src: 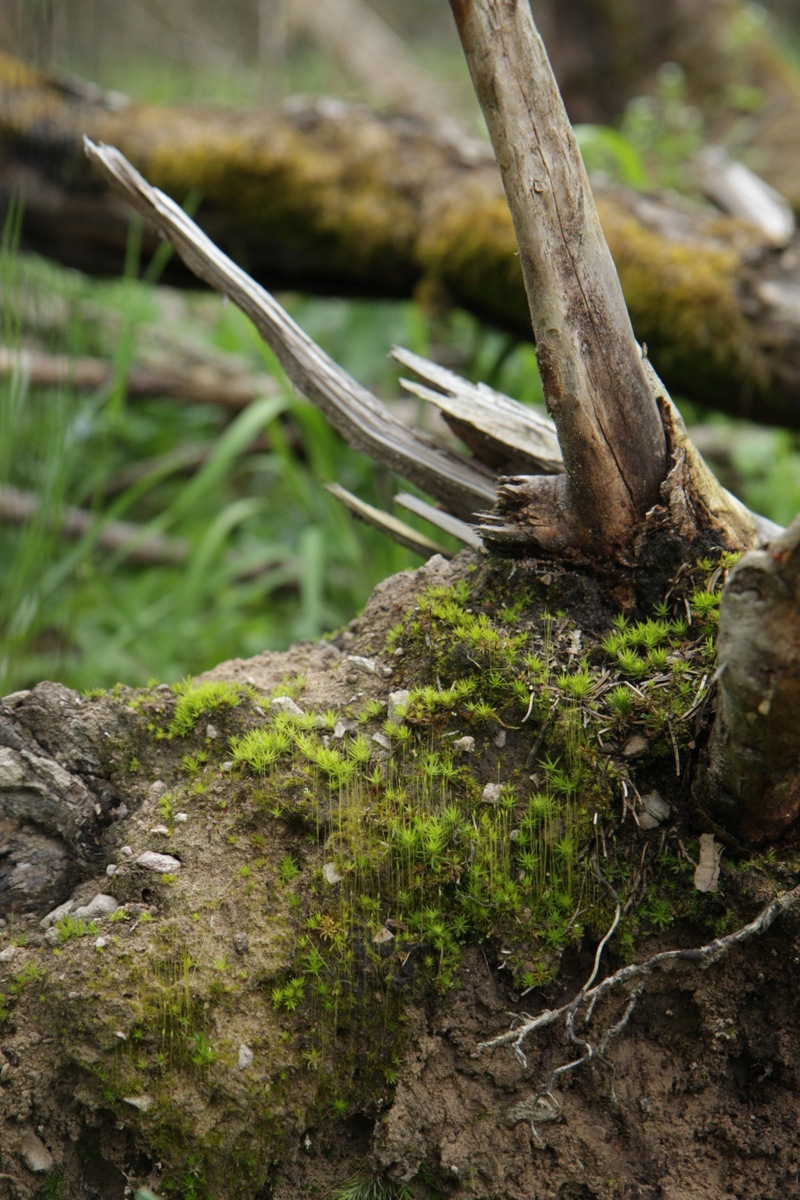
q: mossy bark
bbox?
[3,52,800,427]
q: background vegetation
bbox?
[1,0,798,694]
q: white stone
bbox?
[122,1095,153,1112]
[372,927,394,944]
[106,864,117,876]
[387,690,411,722]
[0,945,17,962]
[371,733,392,751]
[119,845,133,858]
[238,1044,254,1070]
[150,825,171,836]
[270,696,305,719]
[205,723,220,739]
[20,1129,53,1173]
[481,783,503,804]
[323,862,343,885]
[74,894,119,919]
[39,899,74,930]
[136,851,181,874]
[94,937,108,949]
[175,812,188,823]
[346,655,376,675]
[454,736,475,754]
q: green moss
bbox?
[167,678,248,737]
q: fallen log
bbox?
[2,53,800,427]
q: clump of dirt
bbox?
[0,551,799,1200]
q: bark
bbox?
[3,54,800,428]
[695,513,800,845]
[449,0,667,553]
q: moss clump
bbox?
[167,678,249,737]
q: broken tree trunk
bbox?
[695,513,800,845]
[448,0,668,554]
[3,53,800,428]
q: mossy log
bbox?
[3,53,800,427]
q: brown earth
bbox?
[0,553,799,1200]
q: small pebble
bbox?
[270,696,305,719]
[323,862,343,885]
[387,690,411,723]
[453,736,475,754]
[346,655,376,675]
[233,932,250,955]
[205,723,220,739]
[238,1044,254,1070]
[20,1130,53,1173]
[175,812,188,823]
[622,734,649,759]
[482,783,503,804]
[136,851,181,874]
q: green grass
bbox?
[1,200,796,696]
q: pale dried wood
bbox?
[392,345,561,475]
[83,137,496,524]
[393,493,483,550]
[324,484,451,560]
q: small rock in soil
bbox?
[20,1129,53,1173]
[346,655,376,674]
[323,862,343,885]
[387,690,411,722]
[39,899,74,929]
[136,851,181,874]
[270,697,305,719]
[74,894,119,919]
[238,1044,254,1070]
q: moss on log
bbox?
[2,52,800,426]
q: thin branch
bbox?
[324,484,451,560]
[83,137,495,524]
[0,485,188,565]
[0,346,279,411]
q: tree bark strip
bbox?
[696,513,800,845]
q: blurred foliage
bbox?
[0,202,544,692]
